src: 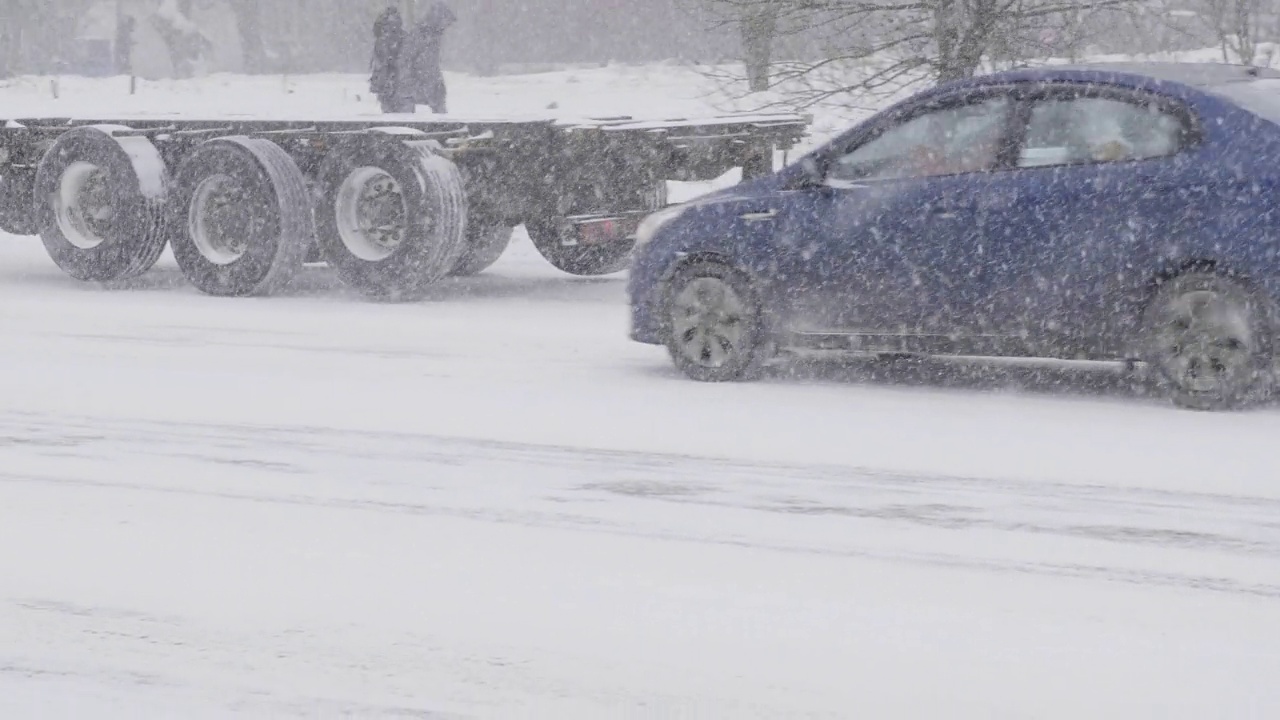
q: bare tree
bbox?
[698,0,1137,110]
[226,0,267,72]
[1184,0,1276,65]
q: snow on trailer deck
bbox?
[2,110,812,132]
[2,67,1279,718]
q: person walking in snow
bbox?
[397,1,456,114]
[370,5,410,113]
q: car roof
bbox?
[832,61,1280,145]
[1012,61,1280,85]
[946,61,1280,92]
[953,62,1280,124]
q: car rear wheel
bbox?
[664,260,766,382]
[1141,272,1274,410]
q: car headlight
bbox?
[634,204,689,248]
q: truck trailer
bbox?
[0,112,809,300]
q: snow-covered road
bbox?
[1,234,1278,718]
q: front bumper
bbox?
[626,245,670,345]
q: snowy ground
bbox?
[2,65,1280,718]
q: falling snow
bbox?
[2,6,1280,717]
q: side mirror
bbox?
[795,156,826,189]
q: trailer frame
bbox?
[0,111,809,298]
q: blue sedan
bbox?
[628,62,1280,410]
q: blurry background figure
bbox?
[398,0,455,114]
[151,0,212,78]
[114,13,135,75]
[370,4,410,113]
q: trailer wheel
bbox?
[168,137,313,297]
[526,218,635,276]
[448,223,512,277]
[33,126,170,281]
[0,168,39,236]
[526,179,666,277]
[315,135,467,300]
[524,172,665,275]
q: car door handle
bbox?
[931,202,989,218]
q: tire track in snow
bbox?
[2,411,1278,600]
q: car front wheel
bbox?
[1141,272,1274,410]
[664,260,766,382]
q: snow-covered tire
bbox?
[448,223,511,276]
[168,137,313,297]
[1141,271,1275,410]
[0,168,39,236]
[314,134,467,300]
[663,259,767,382]
[33,125,170,281]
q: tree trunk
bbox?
[229,0,267,72]
[932,0,999,83]
[1234,0,1257,65]
[0,26,16,78]
[742,2,777,92]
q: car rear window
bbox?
[1206,77,1280,123]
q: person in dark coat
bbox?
[370,5,411,113]
[397,1,456,114]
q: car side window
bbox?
[1019,95,1187,168]
[828,97,1012,181]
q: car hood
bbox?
[669,173,791,218]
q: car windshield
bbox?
[1205,77,1280,123]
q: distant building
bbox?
[71,0,240,79]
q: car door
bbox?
[973,85,1202,356]
[776,91,1019,336]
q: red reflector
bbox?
[578,219,619,245]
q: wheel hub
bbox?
[56,161,114,249]
[336,167,406,262]
[1154,289,1256,394]
[671,277,747,368]
[190,173,256,265]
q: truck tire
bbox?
[168,137,313,297]
[314,134,467,300]
[33,125,170,281]
[448,223,512,277]
[527,180,666,277]
[0,168,39,236]
[526,218,635,276]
